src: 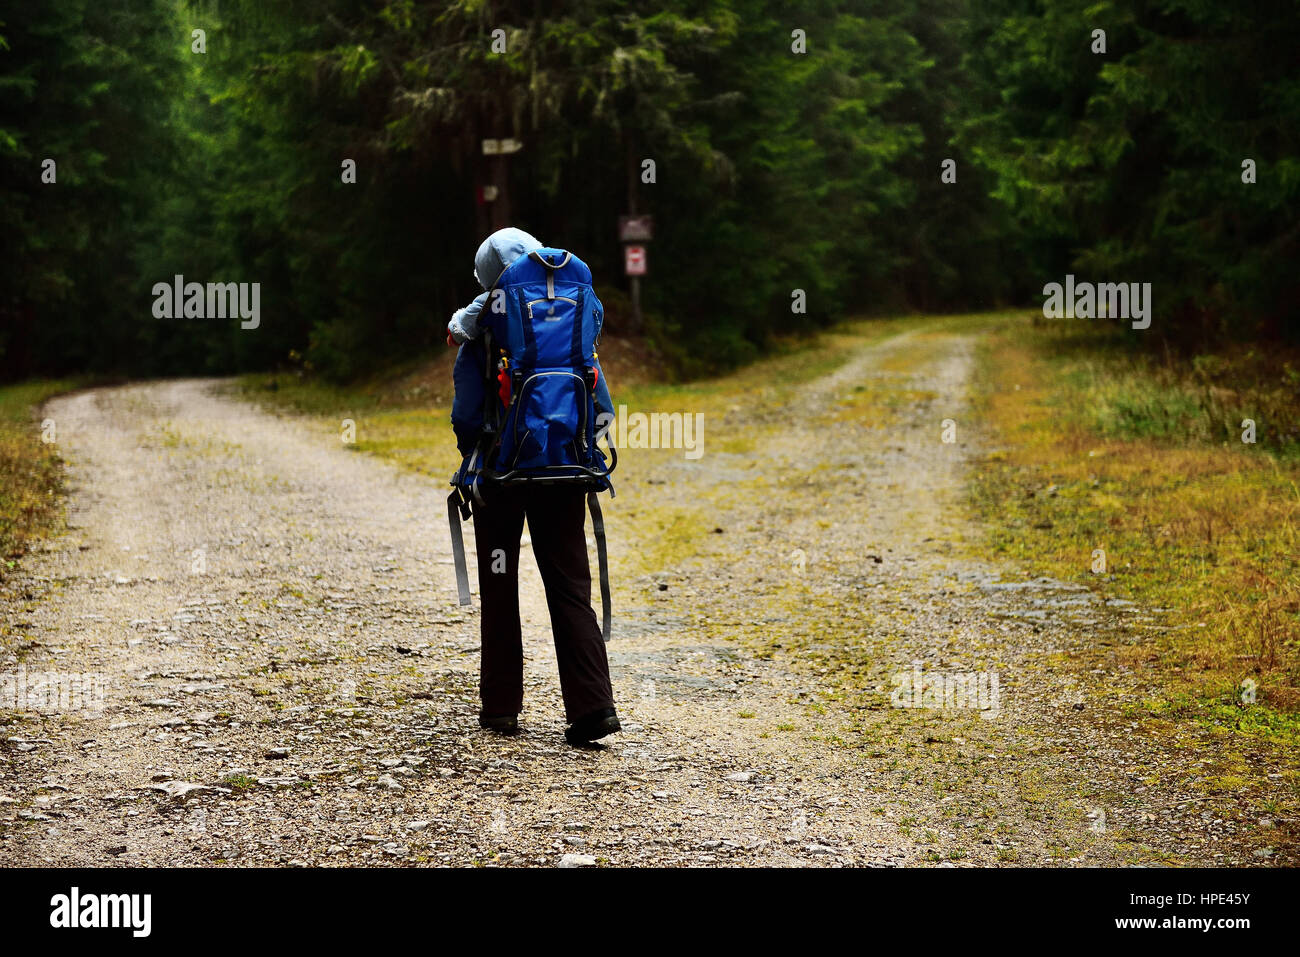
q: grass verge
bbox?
[970,313,1300,728]
[0,380,82,573]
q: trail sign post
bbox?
[619,215,652,330]
[478,138,521,232]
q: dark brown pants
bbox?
[472,485,614,722]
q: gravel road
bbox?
[0,330,1290,866]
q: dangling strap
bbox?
[587,491,612,641]
[447,490,472,606]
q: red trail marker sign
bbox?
[624,244,647,276]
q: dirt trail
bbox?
[0,332,1286,866]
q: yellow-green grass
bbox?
[970,313,1300,728]
[0,380,82,572]
[237,318,921,456]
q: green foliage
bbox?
[958,0,1300,345]
[2,1,1296,380]
[1,0,183,378]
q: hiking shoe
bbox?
[478,712,519,735]
[564,707,620,745]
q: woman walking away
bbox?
[447,227,620,746]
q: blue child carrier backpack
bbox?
[447,247,618,639]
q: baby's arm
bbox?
[447,291,490,345]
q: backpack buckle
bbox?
[450,486,472,520]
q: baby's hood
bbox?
[474,227,543,290]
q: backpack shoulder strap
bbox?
[479,327,498,432]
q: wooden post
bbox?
[626,140,642,332]
[490,150,511,230]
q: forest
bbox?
[2,0,1297,382]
